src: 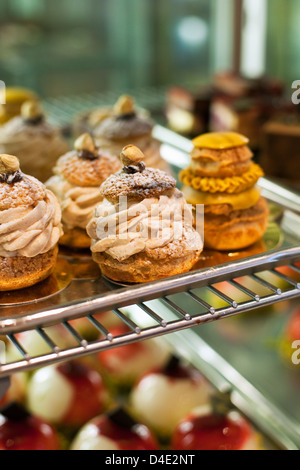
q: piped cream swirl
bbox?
[0,189,62,257]
[46,175,103,230]
[87,189,202,262]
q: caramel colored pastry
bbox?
[87,145,203,283]
[0,100,68,182]
[91,95,170,172]
[0,154,62,291]
[180,132,269,251]
[46,133,122,249]
[0,87,38,124]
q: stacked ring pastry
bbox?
[46,133,122,249]
[0,154,62,291]
[86,145,203,283]
[180,132,269,251]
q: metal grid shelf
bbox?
[43,86,171,128]
[0,90,299,379]
[1,259,299,378]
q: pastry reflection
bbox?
[193,238,267,270]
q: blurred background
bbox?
[0,0,299,95]
[0,0,300,184]
[0,1,299,452]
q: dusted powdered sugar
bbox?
[100,168,176,202]
[54,150,122,188]
[0,175,46,211]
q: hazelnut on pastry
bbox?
[86,146,203,283]
[46,133,122,249]
[0,154,62,291]
[89,94,170,172]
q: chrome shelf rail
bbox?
[0,91,299,379]
[0,261,299,378]
[0,245,299,335]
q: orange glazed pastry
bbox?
[46,133,122,249]
[0,154,62,291]
[180,132,269,251]
[87,145,203,283]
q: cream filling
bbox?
[190,158,223,173]
[0,190,62,258]
[87,191,199,262]
[46,175,102,230]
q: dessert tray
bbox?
[0,123,299,362]
[0,90,299,449]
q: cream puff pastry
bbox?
[0,154,62,291]
[46,133,122,249]
[86,145,203,283]
[91,95,170,172]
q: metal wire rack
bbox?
[0,89,299,381]
[43,86,170,128]
[1,259,299,378]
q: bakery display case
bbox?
[1,0,300,452]
[0,91,299,450]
